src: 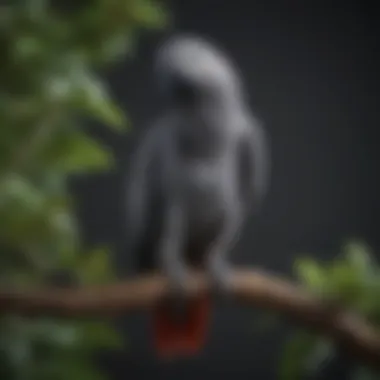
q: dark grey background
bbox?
[72,1,380,379]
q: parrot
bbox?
[124,34,269,358]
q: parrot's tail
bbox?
[153,295,210,357]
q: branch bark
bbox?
[0,268,379,369]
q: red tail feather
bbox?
[153,295,210,357]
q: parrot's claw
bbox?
[164,267,191,321]
[207,255,233,294]
[160,256,189,292]
[165,263,189,290]
[168,268,189,294]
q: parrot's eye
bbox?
[172,78,198,104]
[159,71,199,105]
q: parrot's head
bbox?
[155,34,244,106]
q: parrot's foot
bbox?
[164,266,192,321]
[207,255,233,294]
[167,269,190,295]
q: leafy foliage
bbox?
[279,241,380,380]
[0,0,166,379]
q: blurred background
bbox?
[1,1,379,380]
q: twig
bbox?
[0,268,379,368]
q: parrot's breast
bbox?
[180,157,235,265]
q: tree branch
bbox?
[0,268,379,368]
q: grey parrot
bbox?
[124,34,269,357]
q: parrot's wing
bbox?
[238,118,270,211]
[125,125,166,272]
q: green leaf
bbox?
[0,174,44,211]
[79,321,123,350]
[44,75,74,104]
[344,241,375,276]
[28,320,79,348]
[130,0,168,27]
[70,70,127,131]
[64,132,113,173]
[13,36,45,62]
[77,247,114,285]
[305,338,335,374]
[52,131,113,174]
[294,257,326,294]
[279,331,318,380]
[325,257,365,306]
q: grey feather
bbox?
[124,35,270,294]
